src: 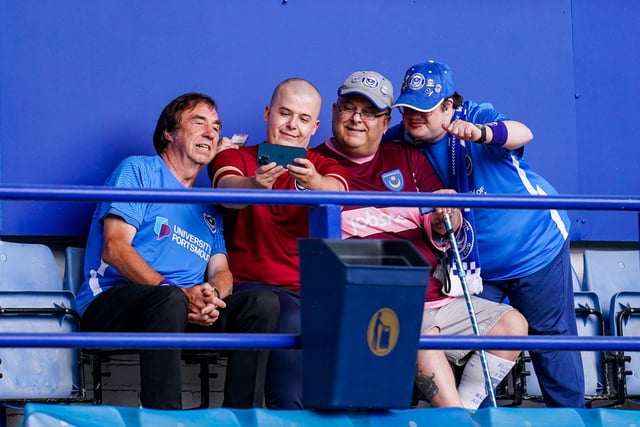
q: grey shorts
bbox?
[420,297,515,365]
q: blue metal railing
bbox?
[2,333,640,352]
[1,184,639,211]
[1,183,639,353]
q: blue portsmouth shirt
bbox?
[385,100,570,281]
[75,155,226,316]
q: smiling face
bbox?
[163,101,221,168]
[401,99,453,143]
[331,94,390,158]
[264,80,321,148]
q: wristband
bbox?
[486,121,508,147]
[158,279,176,287]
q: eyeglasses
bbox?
[336,104,389,122]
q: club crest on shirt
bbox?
[294,180,309,191]
[203,213,217,234]
[381,169,404,192]
[154,216,171,240]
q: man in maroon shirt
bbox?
[314,70,528,409]
[209,78,349,409]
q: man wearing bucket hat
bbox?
[385,60,584,408]
[314,70,528,409]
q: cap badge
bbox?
[361,75,380,89]
[408,73,425,90]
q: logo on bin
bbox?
[367,308,399,356]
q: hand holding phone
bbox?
[256,143,306,168]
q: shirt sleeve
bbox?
[210,146,257,187]
[308,151,350,191]
[99,157,150,229]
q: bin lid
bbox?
[299,239,429,267]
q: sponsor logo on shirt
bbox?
[154,215,212,261]
[342,207,420,238]
[154,216,171,240]
[172,225,212,262]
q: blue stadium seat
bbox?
[609,291,640,403]
[572,265,583,292]
[583,249,640,330]
[1,241,63,291]
[63,246,86,295]
[574,291,611,399]
[522,291,611,404]
[0,240,86,421]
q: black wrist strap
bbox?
[475,124,487,143]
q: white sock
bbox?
[457,352,515,409]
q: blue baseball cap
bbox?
[392,60,455,113]
[338,71,394,111]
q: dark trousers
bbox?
[234,283,302,409]
[480,239,586,408]
[81,283,280,409]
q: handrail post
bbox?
[309,204,342,239]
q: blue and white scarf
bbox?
[442,106,483,296]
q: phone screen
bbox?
[256,143,306,167]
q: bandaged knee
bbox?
[457,352,515,409]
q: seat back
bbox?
[0,241,62,290]
[0,241,84,401]
[610,291,640,397]
[524,291,608,399]
[63,246,86,295]
[0,292,81,399]
[583,249,640,326]
[572,265,582,292]
[574,291,608,397]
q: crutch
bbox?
[443,213,497,407]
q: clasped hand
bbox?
[182,282,226,326]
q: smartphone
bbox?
[256,143,306,167]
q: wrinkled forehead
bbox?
[180,101,218,120]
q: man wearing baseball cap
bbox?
[314,70,528,409]
[385,60,584,408]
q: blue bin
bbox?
[299,239,430,410]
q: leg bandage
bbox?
[457,352,515,409]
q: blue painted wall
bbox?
[0,1,638,240]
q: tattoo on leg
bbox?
[416,370,439,401]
